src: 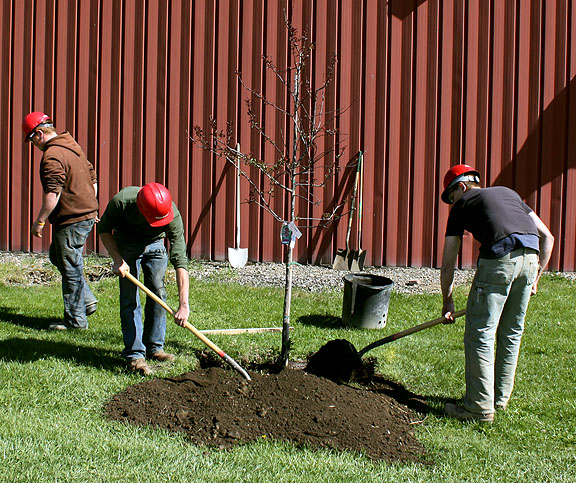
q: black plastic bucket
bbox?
[342,273,393,329]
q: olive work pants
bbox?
[464,247,539,414]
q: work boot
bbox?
[127,358,152,376]
[444,402,494,423]
[86,301,98,316]
[149,351,175,362]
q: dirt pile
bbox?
[105,366,428,462]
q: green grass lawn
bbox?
[0,256,574,482]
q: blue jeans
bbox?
[464,248,539,413]
[49,219,97,328]
[117,239,168,361]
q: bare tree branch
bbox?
[189,8,353,367]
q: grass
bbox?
[0,255,575,482]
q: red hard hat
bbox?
[22,112,53,141]
[137,183,175,227]
[441,164,481,204]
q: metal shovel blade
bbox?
[348,249,366,272]
[332,248,351,270]
[228,247,248,268]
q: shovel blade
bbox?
[228,247,248,268]
[332,249,350,270]
[348,249,367,272]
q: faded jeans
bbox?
[117,239,168,361]
[49,219,97,328]
[464,248,539,413]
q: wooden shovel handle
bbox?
[358,309,466,357]
[123,271,251,380]
[345,153,362,248]
[357,151,363,249]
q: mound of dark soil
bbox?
[105,366,428,462]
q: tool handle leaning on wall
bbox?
[123,271,251,381]
[345,153,362,250]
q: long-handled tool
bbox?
[333,152,362,270]
[200,326,293,335]
[124,271,251,381]
[349,152,366,272]
[228,143,248,268]
[306,310,466,382]
[357,309,466,357]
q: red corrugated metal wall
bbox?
[1,0,575,270]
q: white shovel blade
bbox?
[228,247,248,268]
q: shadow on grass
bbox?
[297,314,344,329]
[363,382,467,420]
[0,306,58,330]
[0,337,120,371]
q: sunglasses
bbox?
[447,184,461,204]
[26,130,40,142]
[25,122,52,142]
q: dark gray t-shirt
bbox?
[445,186,539,258]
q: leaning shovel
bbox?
[228,143,248,268]
[349,151,366,272]
[124,271,251,381]
[333,152,362,270]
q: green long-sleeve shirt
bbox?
[97,187,188,269]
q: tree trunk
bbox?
[277,244,293,367]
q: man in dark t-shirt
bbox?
[440,165,554,422]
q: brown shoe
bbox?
[127,358,152,376]
[150,351,175,362]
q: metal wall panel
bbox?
[1,0,575,271]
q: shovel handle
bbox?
[357,152,363,249]
[235,142,241,248]
[357,309,466,357]
[345,153,362,248]
[123,271,251,381]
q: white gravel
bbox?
[189,260,474,294]
[2,251,573,294]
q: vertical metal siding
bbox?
[1,0,575,271]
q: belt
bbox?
[479,247,538,260]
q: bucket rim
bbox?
[342,272,394,288]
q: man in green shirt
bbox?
[98,183,190,375]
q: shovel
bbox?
[124,271,251,381]
[306,309,466,382]
[228,143,248,268]
[349,152,366,272]
[333,152,362,270]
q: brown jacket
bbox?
[40,132,98,225]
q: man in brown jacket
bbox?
[23,112,99,330]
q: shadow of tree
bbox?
[297,314,343,329]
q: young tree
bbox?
[192,14,346,368]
